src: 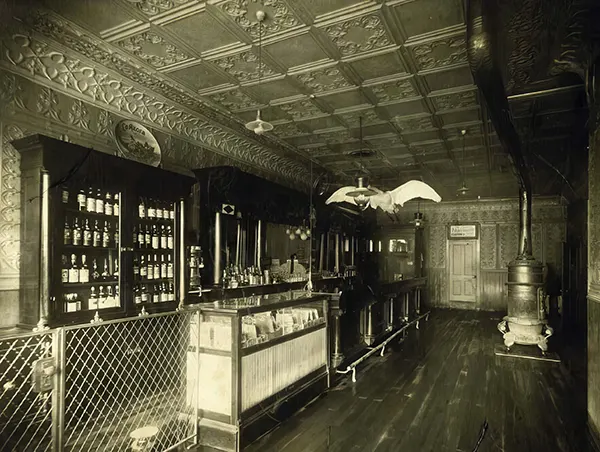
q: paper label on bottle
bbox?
[87,198,95,212]
[145,233,151,245]
[167,266,173,278]
[163,209,169,219]
[83,231,92,246]
[141,266,147,277]
[73,230,82,246]
[170,210,175,220]
[102,232,110,248]
[93,232,101,247]
[64,229,71,245]
[137,233,144,245]
[152,236,159,249]
[105,203,113,216]
[156,209,163,219]
[77,194,86,210]
[139,205,145,218]
[62,269,69,283]
[160,236,167,249]
[79,269,89,283]
[148,207,156,218]
[62,190,69,204]
[141,293,149,303]
[148,267,154,279]
[167,237,173,249]
[113,203,119,216]
[153,294,159,303]
[68,269,79,283]
[96,199,104,214]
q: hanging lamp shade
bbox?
[245,110,273,135]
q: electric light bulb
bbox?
[289,233,296,240]
[295,227,301,235]
[254,123,265,135]
[300,233,307,240]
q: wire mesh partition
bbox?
[0,331,54,452]
[62,310,199,451]
[0,308,201,452]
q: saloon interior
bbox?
[0,0,600,451]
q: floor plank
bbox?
[245,309,590,452]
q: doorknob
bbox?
[472,276,477,279]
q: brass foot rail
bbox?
[335,311,430,383]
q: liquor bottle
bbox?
[160,225,167,249]
[61,186,69,205]
[68,254,79,283]
[64,218,72,245]
[140,255,147,279]
[152,284,159,303]
[148,199,156,219]
[140,284,149,303]
[160,255,167,279]
[91,258,100,282]
[137,225,145,248]
[134,285,142,304]
[95,188,104,214]
[169,283,175,302]
[113,225,119,247]
[72,218,82,246]
[167,225,174,249]
[160,282,167,302]
[169,203,175,220]
[98,286,106,307]
[61,255,69,283]
[138,197,146,219]
[102,222,111,248]
[113,258,119,280]
[156,200,163,219]
[77,188,86,212]
[167,254,174,278]
[162,203,169,220]
[153,254,160,280]
[147,254,154,280]
[133,224,138,248]
[113,193,119,216]
[114,285,120,307]
[86,187,96,212]
[104,192,113,216]
[151,224,159,249]
[106,285,115,307]
[101,259,110,281]
[133,255,140,280]
[83,219,92,247]
[79,254,90,283]
[89,286,98,310]
[145,225,151,249]
[93,220,101,247]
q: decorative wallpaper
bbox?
[480,224,497,269]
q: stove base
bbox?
[497,316,553,352]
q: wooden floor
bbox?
[246,309,590,452]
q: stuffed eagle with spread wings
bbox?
[325,180,442,214]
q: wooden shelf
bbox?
[136,278,174,284]
[63,245,118,251]
[62,280,118,288]
[64,207,119,220]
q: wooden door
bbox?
[449,240,478,302]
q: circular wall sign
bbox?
[115,120,161,167]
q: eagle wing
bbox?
[325,186,359,205]
[389,180,442,207]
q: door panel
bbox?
[449,240,478,302]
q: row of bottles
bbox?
[134,283,176,304]
[62,254,118,284]
[138,198,175,220]
[134,224,173,250]
[64,217,118,248]
[133,254,174,281]
[64,284,120,312]
[222,265,264,289]
[62,186,120,216]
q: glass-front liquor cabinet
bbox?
[13,135,195,327]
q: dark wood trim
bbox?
[241,322,326,357]
[200,293,330,316]
[198,409,232,425]
[187,346,231,357]
[589,418,600,452]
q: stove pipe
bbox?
[466,0,552,351]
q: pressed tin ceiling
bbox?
[2,0,589,199]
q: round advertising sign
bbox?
[114,120,161,167]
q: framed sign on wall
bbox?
[448,224,479,240]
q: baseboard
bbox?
[589,418,600,452]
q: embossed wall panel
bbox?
[428,225,446,268]
[498,223,519,268]
[480,224,497,269]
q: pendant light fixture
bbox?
[411,200,424,228]
[245,10,274,135]
[457,129,470,196]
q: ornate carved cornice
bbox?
[0,26,312,188]
[4,9,321,188]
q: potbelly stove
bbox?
[497,189,553,352]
